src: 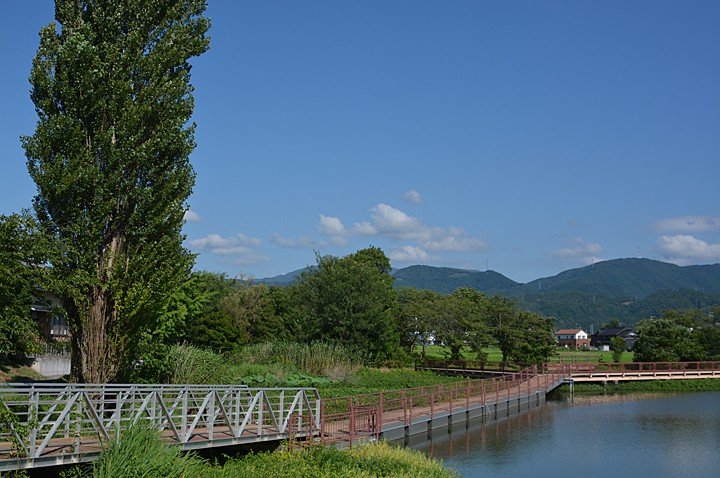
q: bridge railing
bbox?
[0,383,320,469]
[544,361,720,374]
[417,359,524,373]
[319,365,569,447]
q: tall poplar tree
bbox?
[22,0,210,382]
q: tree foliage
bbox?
[0,213,48,357]
[633,307,720,362]
[609,336,626,362]
[633,316,704,362]
[23,0,210,382]
[397,288,439,358]
[290,247,399,361]
[432,288,490,361]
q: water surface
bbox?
[407,391,720,478]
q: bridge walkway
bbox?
[319,366,568,445]
[0,384,320,472]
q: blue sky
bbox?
[1,1,719,283]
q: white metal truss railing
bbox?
[0,383,321,470]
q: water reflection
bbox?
[405,391,720,478]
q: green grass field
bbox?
[419,345,634,363]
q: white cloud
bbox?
[423,227,488,252]
[318,215,345,236]
[184,209,202,222]
[657,234,720,264]
[653,216,720,233]
[388,245,431,262]
[269,233,324,249]
[186,233,267,265]
[350,221,377,236]
[403,190,422,204]
[370,203,425,239]
[187,233,261,251]
[347,203,487,254]
[552,238,603,259]
[227,253,270,266]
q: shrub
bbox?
[92,426,204,478]
[165,344,233,384]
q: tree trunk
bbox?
[68,289,117,384]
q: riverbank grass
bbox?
[58,427,456,478]
[211,441,456,478]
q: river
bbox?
[406,391,720,478]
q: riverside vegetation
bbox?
[53,426,456,478]
[3,342,718,477]
[45,341,461,478]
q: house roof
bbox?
[555,329,585,335]
[595,327,634,336]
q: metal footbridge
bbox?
[0,383,320,472]
[0,368,565,472]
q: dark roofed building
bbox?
[591,327,636,350]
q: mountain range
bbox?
[259,258,720,330]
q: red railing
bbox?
[544,361,720,374]
[318,365,569,447]
[417,359,524,373]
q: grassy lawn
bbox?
[0,359,45,382]
[316,367,465,399]
[419,345,634,363]
[420,345,503,361]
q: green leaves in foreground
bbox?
[209,442,457,478]
[90,426,204,478]
[63,427,456,478]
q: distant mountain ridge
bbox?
[258,258,720,328]
[259,258,720,299]
[520,258,720,299]
[391,265,519,295]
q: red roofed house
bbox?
[555,329,590,349]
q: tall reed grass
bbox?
[164,344,233,384]
[232,341,366,380]
[90,426,205,478]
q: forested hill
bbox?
[259,258,720,298]
[389,258,720,328]
[519,258,720,299]
[258,258,720,327]
[390,258,720,299]
[391,265,519,294]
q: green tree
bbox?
[609,335,626,362]
[693,305,720,360]
[397,288,438,357]
[290,247,399,361]
[432,288,489,361]
[0,213,48,357]
[23,0,210,382]
[215,278,292,345]
[125,272,215,380]
[485,295,522,363]
[633,316,703,362]
[510,311,556,365]
[247,285,293,343]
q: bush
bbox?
[210,441,456,477]
[92,426,204,478]
[232,341,366,381]
[165,344,233,384]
